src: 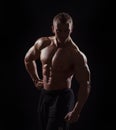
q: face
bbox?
[52,21,73,43]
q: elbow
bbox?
[85,82,91,98]
[24,56,27,63]
[24,56,29,65]
[24,57,26,64]
[87,83,91,94]
[86,80,91,92]
[80,81,91,94]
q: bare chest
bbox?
[40,46,72,71]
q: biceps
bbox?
[75,65,90,84]
[24,46,40,62]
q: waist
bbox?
[41,87,72,95]
[43,79,72,90]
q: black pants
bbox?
[37,88,75,130]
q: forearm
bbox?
[24,60,40,82]
[73,82,91,114]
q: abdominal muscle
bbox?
[42,65,73,90]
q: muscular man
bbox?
[24,12,91,130]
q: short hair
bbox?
[53,12,73,26]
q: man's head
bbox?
[52,12,73,43]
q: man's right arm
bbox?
[24,39,42,87]
[24,37,50,88]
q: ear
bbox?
[52,25,55,34]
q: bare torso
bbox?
[40,36,75,90]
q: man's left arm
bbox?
[64,51,91,123]
[73,52,91,113]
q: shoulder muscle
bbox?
[34,37,51,51]
[24,37,51,61]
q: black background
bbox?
[1,0,115,130]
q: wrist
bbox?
[73,107,80,114]
[72,108,80,119]
[72,102,82,114]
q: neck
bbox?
[54,37,71,47]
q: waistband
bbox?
[41,88,72,95]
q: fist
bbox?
[33,79,43,89]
